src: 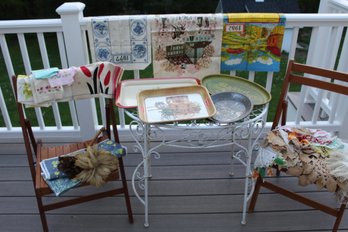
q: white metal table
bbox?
[126,106,267,227]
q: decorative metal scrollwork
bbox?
[132,160,146,205]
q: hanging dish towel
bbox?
[48,67,76,87]
[31,78,64,104]
[88,16,151,70]
[72,62,123,99]
[221,13,286,72]
[151,14,223,79]
[16,75,34,105]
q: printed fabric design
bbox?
[151,14,223,79]
[221,13,286,72]
[31,78,64,104]
[89,16,151,70]
[42,175,81,197]
[40,149,86,180]
[73,62,123,99]
[16,75,34,104]
[98,139,127,158]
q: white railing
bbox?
[0,1,348,153]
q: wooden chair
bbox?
[12,75,133,231]
[248,60,348,232]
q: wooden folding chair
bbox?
[248,60,348,232]
[12,75,133,231]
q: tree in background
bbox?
[298,0,321,13]
[0,0,219,19]
[0,0,321,20]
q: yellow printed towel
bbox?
[221,13,286,72]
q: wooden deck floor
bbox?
[1,145,347,232]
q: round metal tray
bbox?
[211,92,253,123]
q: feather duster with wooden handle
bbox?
[74,144,119,187]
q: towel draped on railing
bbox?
[16,62,123,107]
[87,13,286,79]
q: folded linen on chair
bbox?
[42,175,81,197]
[16,62,124,107]
[254,126,348,203]
[32,67,59,79]
[40,140,127,196]
[40,149,86,180]
[97,139,127,158]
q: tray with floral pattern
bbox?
[137,86,216,123]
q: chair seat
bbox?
[255,126,348,202]
[36,139,119,196]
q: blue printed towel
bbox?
[40,148,86,180]
[42,174,81,197]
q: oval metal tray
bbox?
[202,74,271,106]
[211,92,253,123]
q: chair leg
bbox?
[36,193,49,232]
[248,176,263,213]
[332,203,346,232]
[118,158,134,223]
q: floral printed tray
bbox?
[202,74,271,106]
[137,86,216,123]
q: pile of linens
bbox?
[17,62,123,107]
[254,126,348,203]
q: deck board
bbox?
[0,146,347,232]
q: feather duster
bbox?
[58,156,83,179]
[74,145,119,187]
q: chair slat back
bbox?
[272,60,348,129]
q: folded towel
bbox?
[31,78,64,104]
[40,148,86,180]
[98,139,127,158]
[16,75,34,105]
[42,174,81,197]
[48,67,77,87]
[32,67,59,79]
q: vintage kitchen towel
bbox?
[221,13,286,72]
[72,62,123,99]
[151,14,223,79]
[88,16,151,70]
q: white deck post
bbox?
[56,2,98,140]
